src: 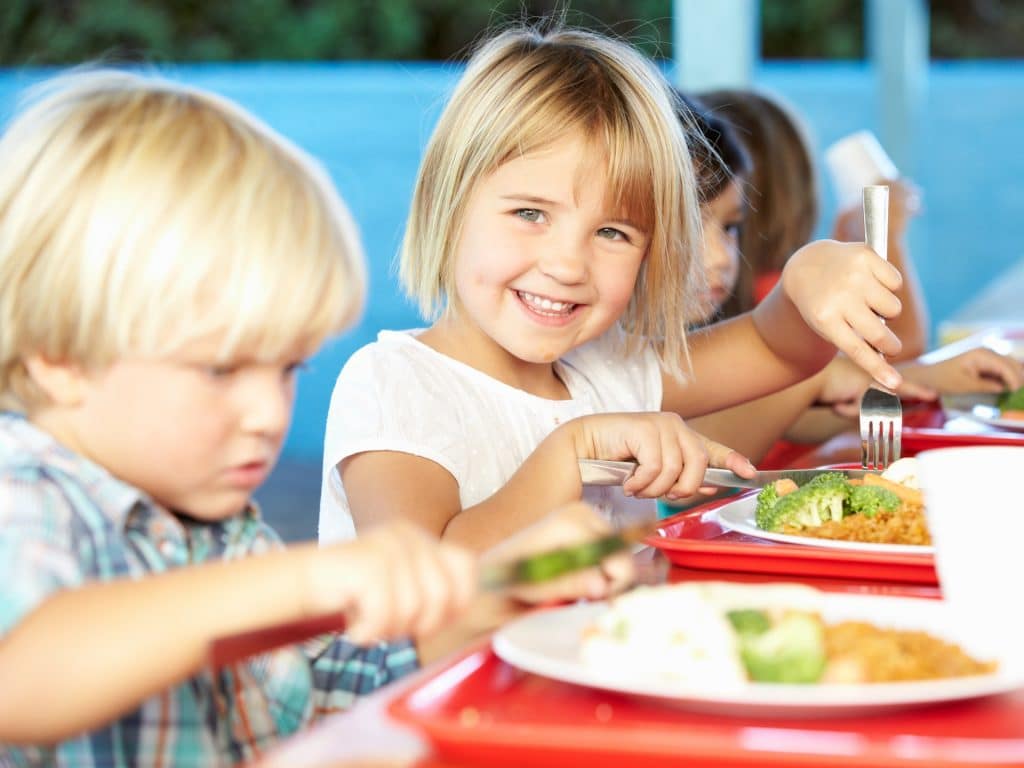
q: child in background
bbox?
[678,93,1024,468]
[320,25,911,551]
[699,88,929,360]
[0,70,633,765]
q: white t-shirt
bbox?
[319,328,663,543]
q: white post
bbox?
[672,0,760,90]
[867,0,928,176]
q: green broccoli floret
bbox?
[845,484,901,518]
[726,609,772,637]
[804,472,850,493]
[735,611,827,684]
[757,476,849,532]
[754,483,780,529]
[998,385,1024,412]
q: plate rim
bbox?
[941,393,1024,432]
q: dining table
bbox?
[253,334,1024,767]
[252,464,1023,768]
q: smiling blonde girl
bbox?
[320,25,908,550]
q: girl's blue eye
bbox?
[516,208,543,223]
[724,222,743,238]
[597,227,627,241]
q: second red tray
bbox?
[648,493,938,585]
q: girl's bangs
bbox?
[601,115,657,236]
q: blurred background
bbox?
[2,0,1021,539]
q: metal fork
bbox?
[859,185,902,469]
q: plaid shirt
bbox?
[0,413,418,767]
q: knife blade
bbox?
[578,458,879,489]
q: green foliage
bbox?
[760,0,863,59]
[1,0,1020,65]
[0,0,672,65]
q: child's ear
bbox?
[23,355,89,407]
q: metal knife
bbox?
[210,524,655,667]
[578,458,878,489]
[478,521,655,591]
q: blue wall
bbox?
[2,61,1022,462]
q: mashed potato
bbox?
[581,584,746,688]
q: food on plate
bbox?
[998,385,1024,420]
[580,582,748,688]
[581,583,996,686]
[754,458,930,545]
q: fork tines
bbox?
[859,386,903,470]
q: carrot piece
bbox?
[774,478,799,496]
[863,474,924,506]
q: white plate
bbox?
[713,494,933,555]
[492,591,1024,718]
[941,393,1024,433]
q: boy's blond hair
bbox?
[0,69,365,412]
[399,26,704,380]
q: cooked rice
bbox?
[782,502,931,546]
[823,621,997,682]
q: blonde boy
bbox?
[0,70,630,765]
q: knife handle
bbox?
[578,459,752,489]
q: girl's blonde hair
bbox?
[699,89,819,317]
[400,26,705,380]
[0,69,366,412]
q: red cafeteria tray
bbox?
[901,402,1024,453]
[393,645,1024,768]
[648,494,938,586]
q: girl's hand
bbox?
[900,348,1024,395]
[481,502,635,604]
[307,521,477,644]
[821,355,937,419]
[832,177,922,245]
[572,412,756,500]
[782,240,904,388]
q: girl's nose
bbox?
[538,237,588,284]
[702,223,735,274]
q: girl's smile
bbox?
[514,289,583,324]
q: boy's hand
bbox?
[782,240,904,388]
[481,502,635,604]
[571,412,756,501]
[307,521,477,644]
